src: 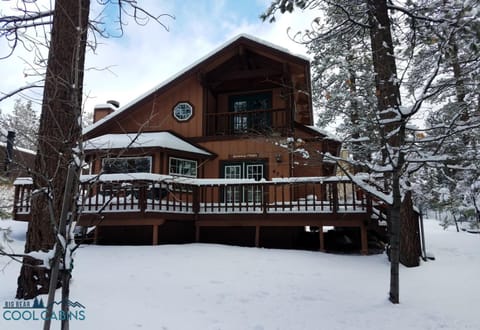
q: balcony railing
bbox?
[13,174,377,221]
[205,108,290,136]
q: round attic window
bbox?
[173,102,193,122]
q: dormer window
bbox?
[173,102,193,122]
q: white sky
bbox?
[0,0,319,118]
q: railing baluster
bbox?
[95,183,100,212]
[274,183,278,212]
[351,182,356,211]
[172,184,177,211]
[296,184,300,212]
[217,185,224,212]
[320,182,324,211]
[312,183,316,211]
[211,185,215,213]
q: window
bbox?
[169,157,197,178]
[102,157,152,173]
[229,92,272,133]
[173,102,193,121]
[222,161,265,203]
[224,164,242,203]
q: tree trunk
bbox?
[400,191,421,267]
[367,0,403,304]
[367,0,401,123]
[389,173,402,303]
[16,0,90,300]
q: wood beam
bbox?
[238,45,248,70]
[361,222,368,255]
[94,226,99,244]
[319,226,325,252]
[207,68,282,83]
[195,225,200,242]
[152,225,158,245]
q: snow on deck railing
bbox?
[13,177,33,185]
[13,174,387,218]
[79,173,361,186]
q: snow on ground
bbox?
[0,218,479,330]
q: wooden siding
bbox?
[199,137,291,179]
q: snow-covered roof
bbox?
[94,103,118,110]
[83,34,309,135]
[306,125,342,142]
[0,141,36,155]
[83,132,212,156]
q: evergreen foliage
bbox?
[0,99,39,151]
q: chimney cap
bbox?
[106,100,120,108]
[94,103,117,111]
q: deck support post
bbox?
[360,222,368,255]
[152,225,158,245]
[94,226,99,244]
[319,226,325,252]
[195,225,200,242]
[255,226,260,247]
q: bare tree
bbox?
[15,0,90,301]
[0,4,172,329]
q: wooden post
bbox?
[255,226,260,247]
[360,222,368,255]
[93,226,99,244]
[13,184,20,219]
[193,185,199,214]
[319,226,325,252]
[195,225,200,242]
[152,225,158,245]
[332,183,339,214]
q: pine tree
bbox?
[0,99,39,150]
[262,0,480,303]
[409,0,480,228]
[307,0,379,166]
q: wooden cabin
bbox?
[13,35,390,254]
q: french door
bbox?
[229,92,272,133]
[223,161,265,203]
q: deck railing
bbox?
[205,108,289,136]
[13,174,375,220]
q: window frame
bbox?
[102,156,152,174]
[172,101,194,122]
[221,160,266,203]
[168,157,198,178]
[228,92,273,133]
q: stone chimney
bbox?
[93,100,120,123]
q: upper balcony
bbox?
[205,107,290,137]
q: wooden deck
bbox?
[13,174,387,254]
